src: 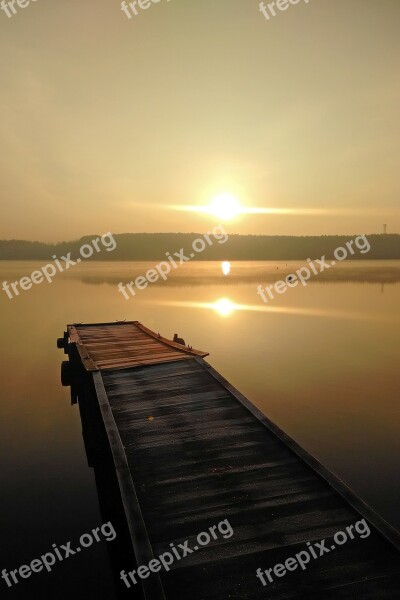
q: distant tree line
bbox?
[0,233,399,260]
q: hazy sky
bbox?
[1,0,399,241]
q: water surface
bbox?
[0,260,399,598]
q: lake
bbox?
[0,260,399,599]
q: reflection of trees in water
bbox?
[75,267,400,287]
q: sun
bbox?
[208,193,242,221]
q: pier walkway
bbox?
[58,321,400,599]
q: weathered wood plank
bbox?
[92,371,166,600]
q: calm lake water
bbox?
[0,260,399,599]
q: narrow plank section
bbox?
[92,371,166,600]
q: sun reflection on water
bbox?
[221,261,231,276]
[153,297,377,321]
[213,297,236,317]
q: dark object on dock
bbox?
[173,333,186,345]
[58,321,400,599]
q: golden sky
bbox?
[0,0,399,241]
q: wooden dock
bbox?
[59,321,400,599]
